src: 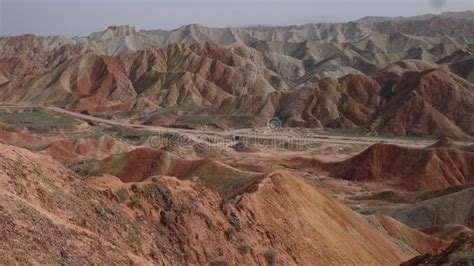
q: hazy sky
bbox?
[1,0,473,37]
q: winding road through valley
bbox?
[2,104,465,148]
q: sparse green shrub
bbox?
[224,227,236,240]
[115,188,129,203]
[127,198,140,209]
[160,211,176,226]
[211,259,228,266]
[235,233,252,255]
[130,183,140,192]
[264,249,276,266]
[237,242,251,255]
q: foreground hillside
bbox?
[0,106,472,264]
[0,143,417,264]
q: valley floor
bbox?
[0,105,473,264]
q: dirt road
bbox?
[1,105,442,148]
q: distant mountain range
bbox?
[0,11,473,139]
[356,10,474,23]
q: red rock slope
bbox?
[371,68,474,139]
[0,143,415,264]
[289,143,474,191]
[1,40,473,139]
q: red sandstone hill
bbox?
[368,214,449,254]
[0,128,131,162]
[0,143,417,264]
[288,143,474,191]
[370,68,474,139]
[71,147,259,193]
[0,43,279,113]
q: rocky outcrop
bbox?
[402,233,474,265]
[420,224,474,241]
